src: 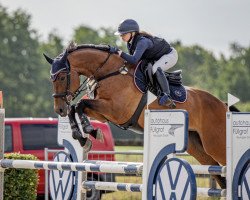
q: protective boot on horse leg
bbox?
[155,67,176,108]
[67,105,92,151]
[75,99,104,142]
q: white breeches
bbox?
[152,47,178,74]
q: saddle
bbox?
[145,63,182,88]
[134,61,187,103]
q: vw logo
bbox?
[239,164,250,199]
[174,90,182,97]
[49,151,74,200]
[148,158,196,200]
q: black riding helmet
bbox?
[115,19,139,35]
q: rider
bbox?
[110,19,178,107]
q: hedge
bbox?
[3,153,39,200]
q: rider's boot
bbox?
[155,68,176,108]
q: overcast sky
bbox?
[1,0,250,57]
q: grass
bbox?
[101,146,224,200]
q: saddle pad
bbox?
[169,84,187,103]
[134,63,187,103]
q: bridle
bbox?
[51,51,130,105]
[51,60,73,105]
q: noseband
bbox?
[51,52,129,105]
[50,57,73,104]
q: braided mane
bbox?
[66,41,110,54]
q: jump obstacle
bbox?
[0,92,249,199]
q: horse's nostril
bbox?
[59,108,63,113]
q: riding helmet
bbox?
[115,19,139,35]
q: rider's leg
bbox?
[154,68,175,107]
[152,48,178,107]
[152,48,178,73]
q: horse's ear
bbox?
[43,53,54,64]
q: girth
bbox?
[114,93,147,133]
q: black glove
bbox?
[109,46,119,54]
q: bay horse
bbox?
[44,43,233,188]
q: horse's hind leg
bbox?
[75,100,104,142]
[68,105,92,151]
[187,131,226,189]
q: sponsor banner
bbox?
[142,110,189,200]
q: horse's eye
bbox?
[60,77,65,81]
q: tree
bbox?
[220,43,250,101]
[173,44,220,89]
[0,5,46,117]
[72,25,126,50]
[38,32,65,117]
[2,3,250,117]
[172,41,250,102]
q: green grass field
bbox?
[101,146,223,200]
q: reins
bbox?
[70,52,112,102]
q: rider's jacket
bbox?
[128,33,172,62]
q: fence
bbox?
[44,149,218,200]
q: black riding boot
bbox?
[155,68,176,108]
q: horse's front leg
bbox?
[67,105,92,151]
[75,100,104,143]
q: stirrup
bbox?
[158,93,170,105]
[165,99,176,109]
[158,94,176,108]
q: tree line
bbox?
[1,4,250,117]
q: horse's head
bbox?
[44,43,137,121]
[44,51,80,116]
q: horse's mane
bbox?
[66,41,110,54]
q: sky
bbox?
[1,0,250,57]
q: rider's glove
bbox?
[109,46,119,54]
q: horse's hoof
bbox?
[78,137,92,152]
[83,139,92,152]
[96,128,104,143]
[77,136,86,146]
[83,125,94,133]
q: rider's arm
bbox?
[119,37,153,64]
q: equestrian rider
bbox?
[110,19,178,107]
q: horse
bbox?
[44,43,233,189]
